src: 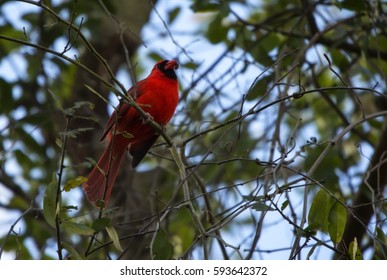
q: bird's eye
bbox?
[156,64,162,69]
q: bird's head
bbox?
[153,59,179,80]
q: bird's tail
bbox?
[83,139,127,206]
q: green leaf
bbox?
[167,6,181,24]
[308,189,330,231]
[62,242,85,260]
[251,202,275,212]
[298,226,317,238]
[120,131,134,139]
[0,78,14,114]
[328,199,347,245]
[206,14,229,44]
[47,88,64,111]
[106,225,123,252]
[62,205,78,211]
[182,61,199,70]
[14,127,45,155]
[14,149,35,169]
[43,173,58,228]
[251,45,275,67]
[148,52,164,63]
[168,209,196,253]
[330,49,349,72]
[375,227,387,244]
[307,241,321,260]
[247,74,273,101]
[64,127,95,139]
[62,220,95,236]
[375,227,387,257]
[348,238,363,260]
[91,218,111,232]
[64,176,87,192]
[191,2,222,12]
[242,194,265,201]
[0,25,26,53]
[64,101,95,116]
[152,229,174,260]
[303,146,341,193]
[55,138,63,149]
[260,33,281,53]
[339,0,366,12]
[281,200,289,211]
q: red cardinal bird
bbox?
[83,60,179,206]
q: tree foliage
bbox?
[0,0,386,260]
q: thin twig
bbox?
[150,1,193,61]
[55,114,73,260]
[168,145,209,258]
[323,53,365,119]
[0,205,34,259]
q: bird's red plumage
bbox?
[83,60,179,206]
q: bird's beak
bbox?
[165,60,179,70]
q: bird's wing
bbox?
[100,80,147,142]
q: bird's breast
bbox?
[137,79,179,125]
